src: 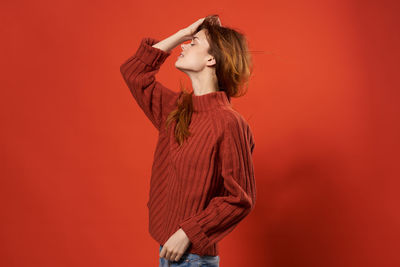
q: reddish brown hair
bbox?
[164,15,254,146]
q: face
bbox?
[175,29,216,73]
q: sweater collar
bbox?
[192,90,231,111]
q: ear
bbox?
[207,56,216,67]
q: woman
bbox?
[120,15,256,267]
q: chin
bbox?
[175,62,184,70]
[174,64,183,71]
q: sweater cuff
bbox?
[179,216,211,251]
[134,37,171,69]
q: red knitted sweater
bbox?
[120,37,256,256]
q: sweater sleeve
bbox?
[178,118,256,254]
[120,37,181,131]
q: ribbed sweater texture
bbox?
[120,37,256,256]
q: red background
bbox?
[1,0,399,266]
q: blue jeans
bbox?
[159,245,220,267]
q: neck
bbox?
[191,90,231,112]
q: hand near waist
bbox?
[159,228,191,262]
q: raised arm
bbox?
[120,30,187,131]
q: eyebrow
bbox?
[192,36,199,42]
